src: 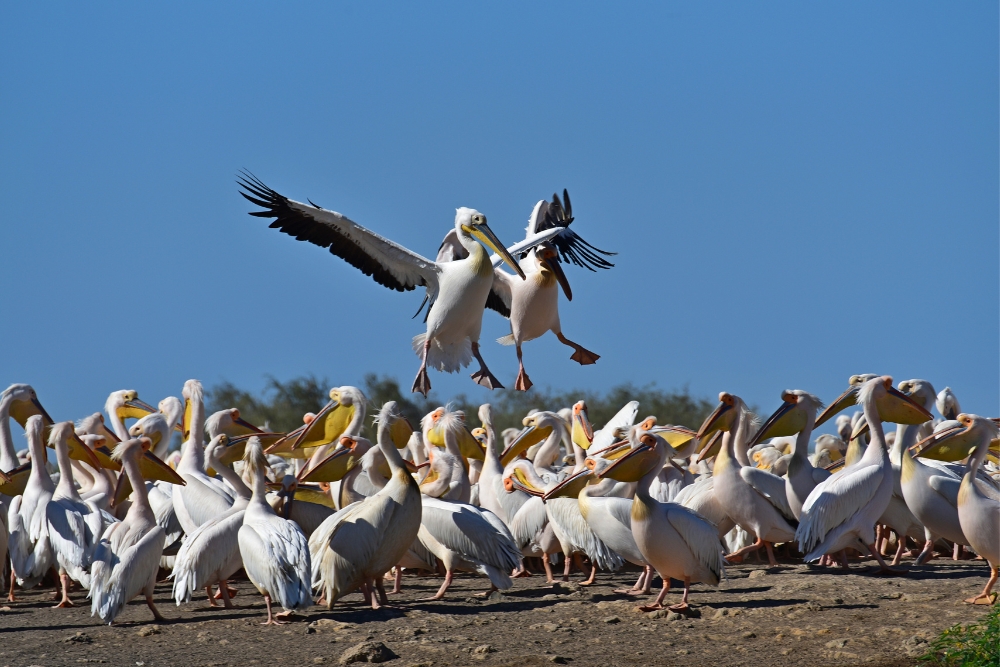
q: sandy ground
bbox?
[0,559,994,667]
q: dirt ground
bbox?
[0,559,994,667]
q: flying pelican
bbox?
[172,436,252,608]
[597,430,725,612]
[309,402,421,609]
[7,415,54,601]
[239,174,541,395]
[90,437,183,624]
[749,390,829,519]
[697,392,795,566]
[924,414,999,604]
[796,376,932,573]
[45,422,109,607]
[443,191,613,391]
[238,437,312,624]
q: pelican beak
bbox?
[509,468,545,497]
[542,253,573,301]
[459,426,487,461]
[0,468,8,484]
[750,398,804,447]
[696,431,724,463]
[68,432,102,469]
[814,386,860,427]
[696,399,733,440]
[292,396,354,450]
[598,438,656,483]
[298,443,358,483]
[571,403,594,451]
[849,416,870,441]
[543,468,592,500]
[9,396,55,430]
[0,462,31,496]
[653,425,698,451]
[910,423,975,462]
[390,417,414,449]
[878,381,933,425]
[221,433,284,464]
[227,409,263,436]
[139,448,187,485]
[469,222,526,279]
[500,423,552,466]
[118,397,158,422]
[182,396,193,440]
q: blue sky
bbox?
[1,2,996,435]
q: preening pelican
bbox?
[795,376,932,572]
[309,402,421,609]
[935,387,961,421]
[598,431,725,612]
[7,415,54,599]
[454,191,614,391]
[239,174,536,395]
[926,415,999,604]
[90,437,182,624]
[45,422,110,607]
[238,437,312,624]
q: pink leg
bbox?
[422,570,454,600]
[637,578,670,612]
[412,339,432,396]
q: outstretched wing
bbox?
[239,172,439,293]
[528,190,616,271]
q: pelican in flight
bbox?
[90,437,183,624]
[796,376,932,572]
[238,437,312,624]
[239,173,546,395]
[923,414,999,604]
[439,191,614,391]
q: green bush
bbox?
[920,604,999,667]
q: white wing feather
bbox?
[796,463,882,555]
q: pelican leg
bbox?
[421,569,454,600]
[764,541,779,567]
[213,582,239,601]
[915,539,936,565]
[7,574,16,602]
[864,541,907,576]
[145,586,165,622]
[412,339,432,396]
[470,342,504,390]
[668,577,691,612]
[218,579,234,609]
[54,573,74,608]
[543,554,556,583]
[725,537,765,563]
[512,565,532,578]
[638,579,670,612]
[261,593,287,625]
[475,583,498,598]
[563,554,574,582]
[390,567,403,594]
[838,550,850,569]
[373,576,389,608]
[205,584,218,607]
[361,580,373,606]
[615,567,648,595]
[581,560,597,586]
[891,536,908,566]
[953,543,964,561]
[964,566,998,605]
[514,345,533,392]
[556,332,600,366]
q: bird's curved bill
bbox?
[219,433,285,465]
[508,467,544,497]
[697,402,732,440]
[291,484,336,509]
[696,431,724,463]
[653,425,697,450]
[814,386,859,428]
[298,444,358,483]
[292,399,353,451]
[266,425,308,458]
[543,255,573,301]
[909,424,974,462]
[500,424,552,466]
[597,441,657,483]
[117,397,158,422]
[571,405,594,451]
[66,431,103,469]
[225,412,264,438]
[543,468,592,500]
[111,449,186,508]
[0,462,30,496]
[750,401,805,447]
[9,397,54,431]
[472,223,526,279]
[879,385,933,425]
[390,417,414,449]
[459,426,486,461]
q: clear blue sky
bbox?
[1,2,997,435]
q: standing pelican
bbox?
[239,174,535,395]
[104,390,158,441]
[470,191,613,390]
[45,422,109,607]
[309,402,421,609]
[796,376,932,572]
[238,437,312,624]
[925,415,999,604]
[597,430,725,612]
[90,437,182,624]
[7,415,54,599]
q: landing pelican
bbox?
[238,437,312,624]
[239,174,533,395]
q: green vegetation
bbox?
[919,604,999,667]
[207,374,716,438]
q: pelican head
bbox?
[455,207,526,279]
[291,386,366,451]
[106,390,158,424]
[597,432,669,483]
[181,379,204,440]
[897,379,937,413]
[571,401,594,451]
[536,243,572,299]
[814,374,879,427]
[48,420,102,469]
[130,412,171,454]
[935,387,961,421]
[911,413,999,462]
[697,392,741,439]
[500,411,562,466]
[206,407,261,439]
[750,390,824,447]
[849,376,934,439]
[1,383,53,429]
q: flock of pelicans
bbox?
[0,374,997,629]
